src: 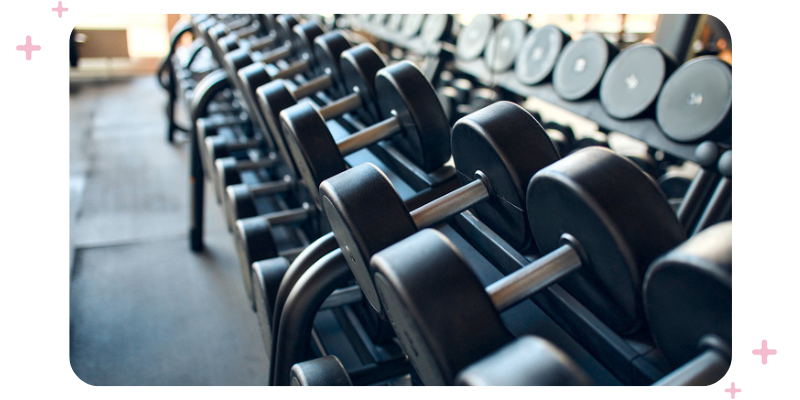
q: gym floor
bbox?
[69,77,269,385]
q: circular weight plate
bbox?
[340,43,387,122]
[455,14,494,61]
[234,216,279,309]
[256,81,300,173]
[600,44,673,119]
[226,184,259,225]
[374,61,451,172]
[251,257,291,335]
[656,56,732,144]
[515,25,571,85]
[319,163,418,317]
[237,63,273,133]
[386,14,405,32]
[644,221,732,367]
[451,102,559,251]
[372,229,515,386]
[292,19,326,61]
[527,147,686,334]
[552,33,617,101]
[281,102,347,208]
[400,14,426,38]
[420,14,451,45]
[483,19,528,73]
[313,31,352,95]
[275,15,299,43]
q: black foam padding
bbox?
[281,102,347,208]
[371,229,515,386]
[420,14,452,45]
[527,147,686,334]
[452,102,559,251]
[374,61,451,173]
[290,356,353,386]
[644,221,731,368]
[456,336,593,386]
[600,43,677,119]
[483,19,529,72]
[401,14,426,38]
[456,14,495,61]
[319,163,417,317]
[340,43,387,122]
[234,216,279,309]
[515,25,571,85]
[552,33,618,101]
[656,56,732,144]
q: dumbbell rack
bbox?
[168,15,730,386]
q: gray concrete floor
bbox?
[69,77,270,385]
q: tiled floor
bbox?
[69,77,269,385]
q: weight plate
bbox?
[527,147,686,334]
[552,33,618,101]
[483,19,528,73]
[281,102,348,208]
[226,183,259,224]
[251,257,291,338]
[374,61,451,172]
[292,20,326,61]
[656,56,732,144]
[644,221,732,367]
[235,216,280,310]
[600,43,675,119]
[401,14,426,38]
[420,14,451,45]
[319,163,418,317]
[340,43,387,122]
[256,81,301,176]
[275,14,300,43]
[455,14,494,61]
[386,14,405,32]
[371,229,515,386]
[313,31,352,95]
[515,25,571,85]
[451,102,559,251]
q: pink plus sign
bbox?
[16,36,41,60]
[52,2,68,18]
[752,339,777,364]
[725,382,741,399]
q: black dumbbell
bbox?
[542,121,575,157]
[319,102,559,317]
[455,14,495,61]
[221,15,304,74]
[369,147,686,385]
[255,42,386,178]
[483,19,529,73]
[599,43,678,119]
[552,32,619,101]
[282,61,451,208]
[456,336,593,386]
[656,56,732,145]
[647,221,732,386]
[234,202,315,310]
[290,354,411,386]
[515,24,571,86]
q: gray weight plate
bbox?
[515,24,571,85]
[455,14,494,60]
[600,43,675,119]
[483,19,528,72]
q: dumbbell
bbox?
[221,15,305,74]
[290,354,411,386]
[255,42,386,178]
[483,19,529,73]
[282,60,451,209]
[400,14,426,39]
[599,43,678,119]
[215,43,387,230]
[368,147,686,385]
[318,102,559,317]
[207,32,357,202]
[647,221,731,385]
[234,202,316,310]
[552,32,619,101]
[418,14,452,48]
[216,15,283,54]
[455,14,495,61]
[655,56,732,144]
[515,24,571,85]
[456,336,593,386]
